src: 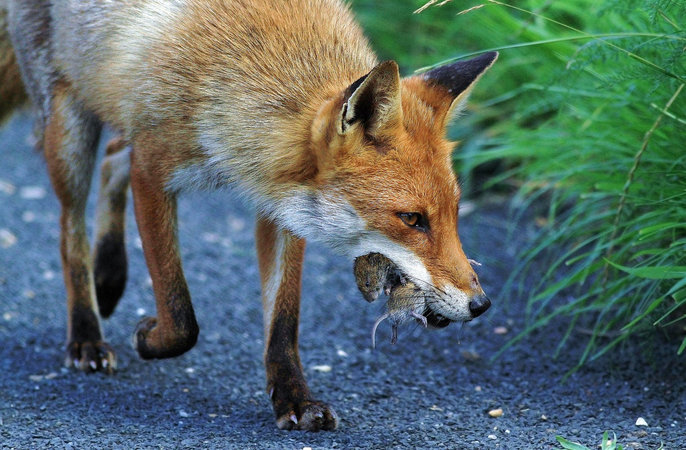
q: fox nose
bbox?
[469,294,491,318]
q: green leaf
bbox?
[556,436,591,450]
[604,259,686,279]
[679,336,686,355]
[638,222,686,240]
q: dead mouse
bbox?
[371,281,428,348]
[353,253,402,302]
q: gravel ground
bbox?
[1,113,685,449]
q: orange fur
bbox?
[2,0,497,431]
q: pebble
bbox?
[0,229,17,248]
[202,232,221,243]
[228,217,246,232]
[19,186,46,199]
[461,350,480,361]
[178,410,190,418]
[0,179,16,195]
[459,201,475,216]
[493,326,508,335]
[312,365,332,373]
[488,408,503,418]
[635,417,648,426]
[337,349,348,357]
[488,434,497,440]
[22,211,36,222]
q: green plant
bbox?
[409,0,685,366]
[557,431,626,450]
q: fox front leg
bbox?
[256,216,338,431]
[129,134,199,359]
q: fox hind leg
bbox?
[43,80,115,373]
[93,137,131,318]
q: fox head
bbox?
[281,53,497,326]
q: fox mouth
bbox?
[388,269,452,328]
[385,266,453,328]
[421,307,452,328]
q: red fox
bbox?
[1,0,496,431]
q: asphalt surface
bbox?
[1,113,685,449]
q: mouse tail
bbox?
[371,313,389,349]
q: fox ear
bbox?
[419,52,498,127]
[338,60,402,137]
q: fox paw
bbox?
[274,398,338,431]
[133,316,198,360]
[65,340,116,374]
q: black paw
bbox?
[65,340,116,374]
[275,400,339,431]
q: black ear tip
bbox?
[469,51,498,67]
[421,51,498,96]
[481,51,499,64]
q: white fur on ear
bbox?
[338,60,402,136]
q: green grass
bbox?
[557,431,664,450]
[557,431,626,450]
[353,0,686,366]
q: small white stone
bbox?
[228,217,246,232]
[42,270,55,281]
[0,229,17,248]
[636,417,648,427]
[22,211,36,222]
[0,179,16,195]
[488,408,503,418]
[459,201,476,216]
[312,364,332,373]
[184,367,195,374]
[488,434,497,440]
[202,232,221,243]
[493,326,508,335]
[179,410,190,418]
[20,186,46,199]
[337,349,348,357]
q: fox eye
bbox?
[398,213,428,232]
